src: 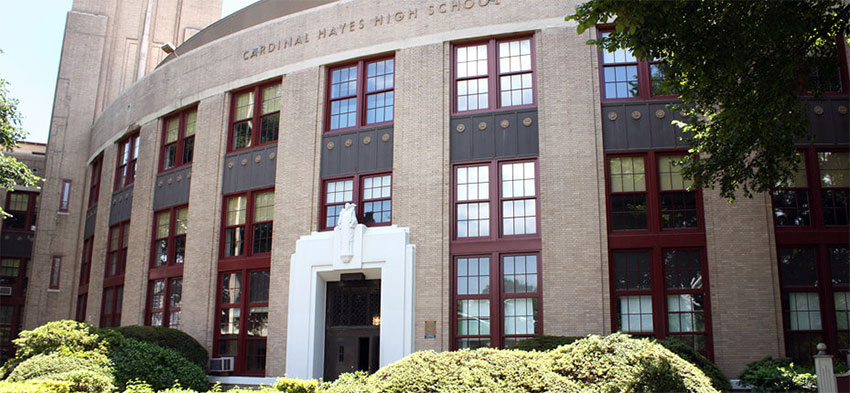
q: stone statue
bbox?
[335,203,357,263]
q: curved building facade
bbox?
[18,0,850,382]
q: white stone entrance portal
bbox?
[284,213,415,380]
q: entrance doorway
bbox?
[323,279,381,380]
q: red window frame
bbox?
[213,269,270,376]
[319,171,393,231]
[105,221,129,279]
[114,133,140,190]
[451,35,537,114]
[0,257,27,297]
[3,191,39,232]
[150,205,188,270]
[146,277,183,329]
[49,256,62,290]
[220,188,275,261]
[800,37,850,96]
[596,27,676,102]
[88,156,102,208]
[79,237,93,288]
[325,55,395,133]
[99,285,123,328]
[228,80,281,153]
[160,106,198,172]
[75,294,87,322]
[59,179,72,212]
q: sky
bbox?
[0,0,259,144]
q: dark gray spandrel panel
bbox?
[319,126,394,178]
[109,186,133,225]
[801,98,850,146]
[625,106,651,150]
[451,108,539,162]
[602,106,628,150]
[602,102,690,151]
[0,232,33,258]
[222,144,277,195]
[84,206,97,239]
[153,165,192,210]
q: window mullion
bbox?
[356,60,366,128]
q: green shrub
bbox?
[271,377,320,393]
[111,326,208,368]
[658,337,732,392]
[0,379,73,393]
[7,352,110,382]
[738,356,850,393]
[508,335,582,351]
[110,338,208,392]
[37,369,116,393]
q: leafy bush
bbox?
[508,335,582,351]
[37,369,116,393]
[0,380,74,393]
[110,338,208,392]
[111,326,207,368]
[7,352,110,382]
[658,337,732,392]
[326,333,717,393]
[271,377,320,393]
[739,356,850,393]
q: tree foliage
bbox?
[0,48,41,217]
[567,1,850,199]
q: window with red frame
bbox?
[147,277,182,329]
[772,150,849,227]
[778,247,849,364]
[216,270,269,375]
[79,237,93,287]
[106,222,129,278]
[152,206,188,267]
[611,249,711,355]
[49,256,62,290]
[3,192,39,231]
[161,107,197,171]
[115,133,139,190]
[597,30,674,101]
[321,173,392,230]
[75,294,87,322]
[453,253,541,349]
[0,258,25,296]
[453,36,535,113]
[100,285,122,328]
[327,56,394,132]
[222,190,274,258]
[88,157,102,208]
[230,82,280,152]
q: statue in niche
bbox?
[335,203,357,263]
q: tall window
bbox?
[3,192,39,231]
[147,278,182,329]
[161,107,197,171]
[115,133,140,190]
[215,270,269,375]
[79,237,93,287]
[222,190,274,258]
[49,256,62,290]
[152,206,188,267]
[59,180,71,212]
[0,258,26,296]
[451,159,541,349]
[100,286,123,328]
[229,82,280,152]
[88,157,102,208]
[454,37,535,113]
[327,56,395,132]
[321,173,392,230]
[819,152,849,226]
[597,30,674,101]
[102,221,128,328]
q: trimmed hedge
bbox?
[110,326,207,368]
[508,335,582,351]
[0,380,74,393]
[7,352,109,382]
[110,338,208,392]
[324,333,718,393]
[658,338,732,392]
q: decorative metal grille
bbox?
[326,280,381,327]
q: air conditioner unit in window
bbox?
[0,287,12,296]
[209,357,234,372]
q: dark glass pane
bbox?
[219,308,240,336]
[613,252,651,290]
[175,236,185,264]
[822,189,849,226]
[163,144,177,170]
[660,192,698,228]
[785,332,822,366]
[219,339,238,356]
[232,121,252,150]
[664,250,703,289]
[650,63,674,96]
[221,272,241,304]
[154,239,168,266]
[610,194,647,230]
[779,248,817,287]
[830,248,850,286]
[260,113,279,144]
[252,223,273,254]
[4,212,26,230]
[772,190,810,226]
[248,307,268,337]
[457,338,490,349]
[249,271,270,303]
[245,340,267,372]
[225,227,244,257]
[182,137,194,165]
[169,278,182,308]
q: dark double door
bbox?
[324,279,381,380]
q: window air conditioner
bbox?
[0,287,12,296]
[208,357,234,372]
